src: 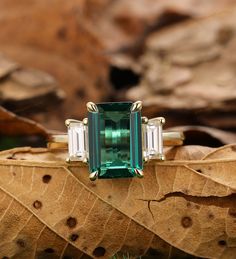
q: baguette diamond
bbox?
[142,118,164,160]
[68,121,88,161]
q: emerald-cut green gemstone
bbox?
[88,102,143,179]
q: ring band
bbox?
[48,131,184,149]
[47,101,184,180]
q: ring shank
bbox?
[48,131,184,149]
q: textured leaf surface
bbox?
[0,146,236,258]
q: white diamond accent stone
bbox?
[142,118,163,159]
[68,121,88,161]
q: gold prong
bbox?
[83,158,88,163]
[149,117,165,125]
[141,116,148,124]
[86,102,98,112]
[135,169,144,178]
[89,171,98,181]
[131,101,142,112]
[156,154,165,161]
[143,156,149,163]
[83,118,88,125]
[158,117,165,125]
[66,157,71,163]
[65,119,71,127]
[65,119,81,127]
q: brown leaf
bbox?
[0,54,64,119]
[203,144,236,160]
[0,106,49,137]
[0,2,111,130]
[85,0,236,52]
[168,126,236,147]
[0,146,236,258]
[126,9,236,130]
[165,145,214,161]
[0,53,19,78]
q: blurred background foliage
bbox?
[0,0,236,149]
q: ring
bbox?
[48,101,184,181]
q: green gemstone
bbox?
[88,102,143,179]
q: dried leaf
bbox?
[0,106,49,137]
[0,54,19,78]
[0,2,111,130]
[126,9,236,130]
[0,146,236,258]
[0,54,64,114]
[85,0,236,51]
[168,126,236,146]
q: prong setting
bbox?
[65,119,82,127]
[149,117,165,125]
[159,117,165,125]
[135,169,144,178]
[83,118,88,125]
[131,101,142,112]
[141,116,148,124]
[66,157,71,163]
[86,102,98,112]
[83,158,88,163]
[143,156,149,163]
[63,101,175,180]
[156,154,165,161]
[89,171,98,181]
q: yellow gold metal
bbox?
[159,117,165,125]
[48,131,184,150]
[163,132,185,146]
[83,118,88,125]
[89,171,98,181]
[149,117,165,125]
[86,102,98,112]
[155,154,165,161]
[50,134,68,143]
[141,116,148,124]
[131,101,142,112]
[66,157,70,163]
[83,158,88,163]
[65,119,81,127]
[135,169,144,178]
[47,141,67,149]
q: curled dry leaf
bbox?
[126,8,236,129]
[0,106,49,137]
[0,54,64,113]
[0,145,236,258]
[168,125,236,147]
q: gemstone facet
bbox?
[88,102,143,179]
[142,118,164,160]
[68,121,88,161]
